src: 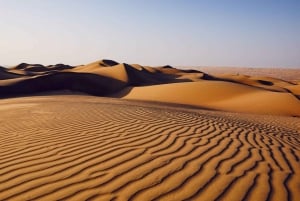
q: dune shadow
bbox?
[0,72,127,98]
[257,80,274,86]
[109,87,133,98]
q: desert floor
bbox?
[0,95,299,201]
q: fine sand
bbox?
[0,95,299,201]
[0,60,300,200]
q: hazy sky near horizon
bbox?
[0,0,299,67]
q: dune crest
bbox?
[1,59,299,116]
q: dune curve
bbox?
[1,59,299,116]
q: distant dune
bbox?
[1,59,299,116]
[188,66,300,82]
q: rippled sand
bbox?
[0,96,299,201]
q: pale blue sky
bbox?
[0,0,299,67]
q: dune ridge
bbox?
[1,59,299,116]
[192,66,300,82]
[0,96,299,200]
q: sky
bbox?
[0,0,299,68]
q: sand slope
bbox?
[0,96,299,201]
[1,59,299,116]
[116,81,300,116]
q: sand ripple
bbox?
[0,96,299,201]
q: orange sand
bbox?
[0,96,299,201]
[0,60,299,201]
[1,60,300,116]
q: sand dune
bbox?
[191,66,300,82]
[0,96,299,201]
[0,60,300,200]
[1,59,299,116]
[116,81,300,116]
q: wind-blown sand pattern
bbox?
[0,60,300,200]
[0,96,299,201]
